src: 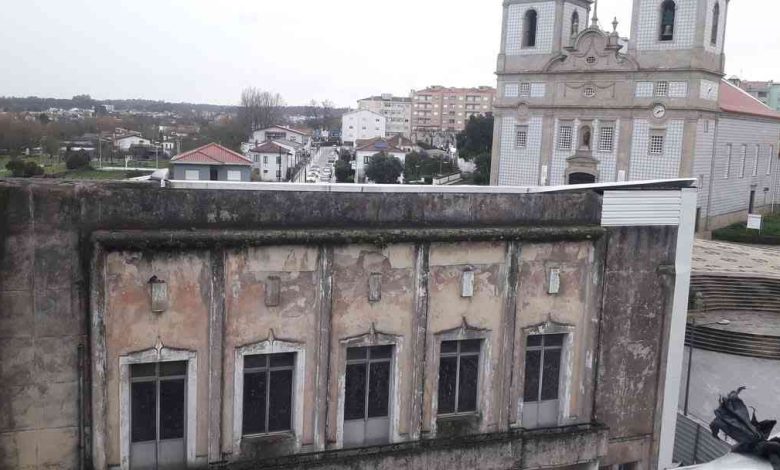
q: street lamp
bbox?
[683,318,731,416]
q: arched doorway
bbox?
[568,172,596,185]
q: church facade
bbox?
[490,0,780,230]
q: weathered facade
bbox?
[0,179,696,470]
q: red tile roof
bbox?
[719,80,780,120]
[355,138,404,154]
[171,143,252,165]
[249,141,287,154]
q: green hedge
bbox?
[712,216,780,244]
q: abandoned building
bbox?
[0,178,697,470]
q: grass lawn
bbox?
[1,155,154,180]
[712,214,780,244]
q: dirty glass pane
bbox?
[159,361,187,377]
[523,350,541,402]
[437,356,457,414]
[367,361,390,418]
[270,353,295,368]
[460,340,481,354]
[160,379,185,439]
[244,354,268,370]
[131,363,156,378]
[441,341,458,354]
[541,349,561,401]
[242,371,267,434]
[131,381,156,442]
[268,369,293,432]
[527,335,543,347]
[545,334,565,347]
[458,355,479,412]
[345,363,367,420]
[347,347,367,361]
[370,345,393,359]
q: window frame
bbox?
[740,144,747,178]
[522,9,538,48]
[515,125,529,149]
[437,339,482,416]
[659,0,676,42]
[598,124,615,152]
[241,352,296,436]
[557,124,573,151]
[711,3,720,46]
[724,144,732,179]
[649,132,666,156]
[655,81,669,97]
[233,337,306,454]
[753,145,760,177]
[768,145,775,176]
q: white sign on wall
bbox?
[747,214,762,231]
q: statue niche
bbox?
[565,124,599,185]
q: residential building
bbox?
[170,142,253,181]
[385,134,420,153]
[410,86,496,141]
[729,78,780,112]
[357,94,412,138]
[247,140,303,182]
[249,125,311,147]
[114,133,151,152]
[0,178,697,470]
[353,138,406,182]
[490,0,780,231]
[341,109,387,145]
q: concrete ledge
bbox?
[91,226,606,250]
[220,423,609,469]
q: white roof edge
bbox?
[166,178,697,194]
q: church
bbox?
[490,0,780,230]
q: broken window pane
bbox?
[368,361,390,418]
[541,348,561,401]
[268,369,293,432]
[159,379,185,439]
[243,371,267,434]
[131,381,156,442]
[524,349,541,402]
[345,363,367,420]
[437,356,458,414]
[458,355,479,412]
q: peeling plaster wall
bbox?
[103,251,212,466]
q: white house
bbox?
[246,141,298,182]
[114,134,151,152]
[354,138,406,182]
[341,110,386,145]
[248,126,310,147]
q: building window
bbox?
[557,125,573,151]
[523,9,538,48]
[584,86,596,97]
[276,156,281,164]
[753,145,760,177]
[519,82,531,96]
[711,3,720,45]
[649,133,665,155]
[704,120,710,133]
[364,156,370,164]
[660,0,676,41]
[184,170,199,181]
[599,126,615,152]
[227,170,242,181]
[130,361,187,446]
[522,334,564,428]
[515,125,528,148]
[263,156,267,164]
[655,81,669,97]
[769,145,775,175]
[725,144,732,178]
[571,11,580,37]
[344,345,392,447]
[242,353,295,435]
[438,339,480,415]
[740,144,747,178]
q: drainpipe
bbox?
[78,343,85,470]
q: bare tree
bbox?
[240,87,285,132]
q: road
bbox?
[306,145,337,183]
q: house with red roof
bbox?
[246,141,299,182]
[170,143,253,182]
[354,138,406,183]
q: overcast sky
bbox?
[0,1,776,108]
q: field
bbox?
[0,155,155,180]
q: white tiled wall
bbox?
[700,80,720,101]
[498,115,544,185]
[550,118,580,185]
[636,82,654,98]
[635,0,698,51]
[703,0,725,54]
[561,3,589,46]
[669,81,689,98]
[709,118,780,217]
[504,83,519,98]
[594,119,619,182]
[629,119,684,180]
[530,83,547,98]
[506,2,556,55]
[692,119,716,215]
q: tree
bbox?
[472,153,491,185]
[65,150,91,170]
[334,159,354,183]
[239,87,285,132]
[456,114,494,160]
[404,151,456,182]
[365,152,403,184]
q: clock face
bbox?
[652,104,666,119]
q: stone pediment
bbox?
[544,27,638,73]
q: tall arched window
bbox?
[711,3,720,45]
[571,11,580,37]
[523,10,538,48]
[660,0,676,41]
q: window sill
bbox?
[241,431,295,443]
[437,412,480,422]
